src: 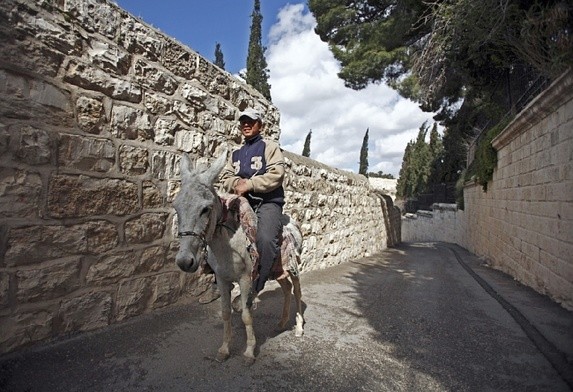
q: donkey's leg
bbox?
[276,277,292,331]
[216,280,233,362]
[238,276,256,365]
[291,274,304,337]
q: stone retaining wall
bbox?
[0,0,398,354]
[403,70,573,310]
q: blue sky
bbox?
[113,1,437,176]
[115,0,304,74]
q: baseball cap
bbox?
[239,108,262,122]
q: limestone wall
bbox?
[0,0,397,354]
[368,178,397,201]
[403,70,573,310]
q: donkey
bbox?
[173,150,304,365]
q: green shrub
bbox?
[465,117,512,191]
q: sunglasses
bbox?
[239,119,257,126]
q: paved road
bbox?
[1,243,572,392]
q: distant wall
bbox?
[369,178,397,201]
[283,153,401,271]
[403,69,573,310]
[0,0,399,354]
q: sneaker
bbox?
[198,285,220,304]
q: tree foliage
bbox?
[246,0,272,101]
[302,130,312,157]
[309,0,572,184]
[368,171,395,179]
[396,122,444,198]
[359,128,369,176]
[214,42,225,70]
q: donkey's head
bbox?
[173,151,227,272]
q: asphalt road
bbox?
[1,243,572,392]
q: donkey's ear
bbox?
[199,149,228,185]
[180,153,194,177]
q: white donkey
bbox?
[173,151,304,365]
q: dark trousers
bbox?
[253,202,283,293]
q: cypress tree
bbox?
[302,130,311,157]
[214,42,225,70]
[427,123,444,186]
[397,142,413,197]
[245,0,272,101]
[359,128,369,176]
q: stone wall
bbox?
[0,0,398,354]
[283,153,401,271]
[403,69,573,310]
[368,178,397,201]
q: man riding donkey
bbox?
[198,107,285,306]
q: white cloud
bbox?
[266,4,436,177]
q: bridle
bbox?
[177,195,236,263]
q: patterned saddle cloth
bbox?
[219,194,302,282]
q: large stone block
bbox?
[174,128,205,154]
[63,0,120,40]
[153,117,179,146]
[48,174,139,218]
[76,96,106,134]
[139,245,169,273]
[16,258,82,303]
[0,308,54,354]
[151,151,179,180]
[142,181,164,209]
[19,11,82,56]
[64,61,142,103]
[87,41,131,75]
[161,40,197,80]
[0,31,64,78]
[14,126,53,165]
[86,220,119,254]
[86,251,138,285]
[118,16,163,61]
[29,80,71,111]
[0,168,42,218]
[180,82,208,109]
[144,92,172,115]
[118,144,148,175]
[5,225,87,266]
[58,134,115,172]
[115,277,152,321]
[111,104,152,141]
[150,272,182,308]
[57,290,113,333]
[125,213,168,244]
[134,59,178,95]
[170,100,196,126]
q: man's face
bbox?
[239,118,262,139]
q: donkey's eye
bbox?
[201,207,211,216]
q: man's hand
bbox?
[234,179,250,196]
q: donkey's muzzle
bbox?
[176,252,199,273]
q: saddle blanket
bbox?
[217,194,301,282]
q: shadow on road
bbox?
[1,242,571,392]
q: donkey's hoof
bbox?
[295,327,304,337]
[216,351,230,363]
[244,356,256,366]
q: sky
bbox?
[114,0,437,177]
